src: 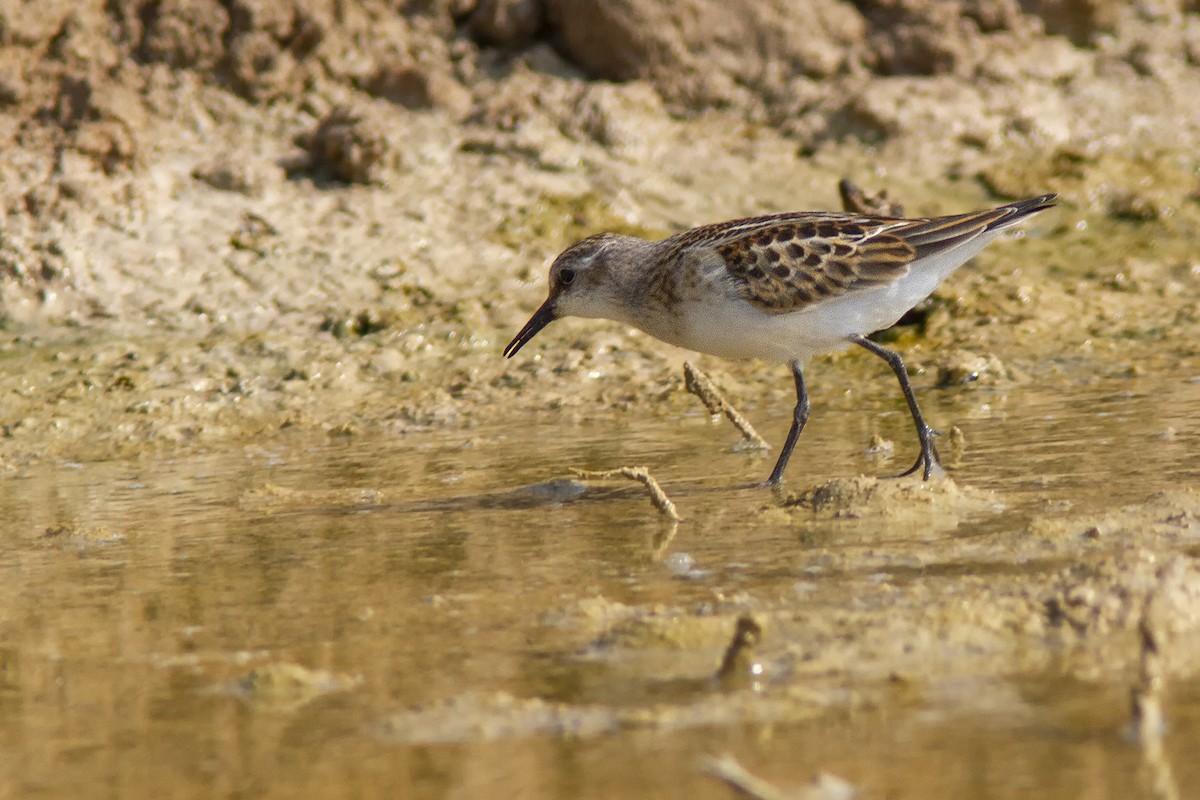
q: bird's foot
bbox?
[887,432,944,480]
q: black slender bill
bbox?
[503,298,558,358]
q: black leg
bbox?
[850,335,943,480]
[767,360,809,485]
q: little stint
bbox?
[504,194,1057,484]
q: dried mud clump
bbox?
[1021,0,1132,46]
[935,350,1012,386]
[222,1,328,101]
[111,0,328,99]
[190,156,267,196]
[41,74,142,174]
[781,475,1001,521]
[856,0,1035,76]
[1045,553,1200,638]
[294,106,391,184]
[468,0,546,47]
[540,0,1044,114]
[363,62,472,115]
[544,0,866,109]
[135,0,230,70]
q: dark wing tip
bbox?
[996,193,1058,223]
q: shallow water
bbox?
[1,366,1198,799]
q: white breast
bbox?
[656,228,1007,364]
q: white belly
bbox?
[652,229,1005,363]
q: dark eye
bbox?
[559,268,575,286]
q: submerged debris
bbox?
[570,466,681,521]
[702,754,791,800]
[228,663,362,712]
[373,691,619,744]
[39,524,126,546]
[716,616,765,689]
[652,522,682,560]
[1131,593,1166,741]
[683,362,769,451]
[863,433,894,460]
[1131,589,1180,800]
[701,753,856,800]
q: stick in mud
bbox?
[715,615,764,688]
[700,754,790,800]
[701,753,855,800]
[1130,590,1179,800]
[570,466,681,522]
[838,177,905,216]
[683,362,769,451]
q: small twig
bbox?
[650,522,680,560]
[701,754,792,800]
[838,178,905,216]
[683,362,769,451]
[1131,595,1165,741]
[943,425,967,467]
[716,616,764,687]
[702,753,857,800]
[1131,590,1179,800]
[570,466,681,521]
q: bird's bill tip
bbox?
[503,299,557,358]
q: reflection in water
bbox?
[0,371,1197,798]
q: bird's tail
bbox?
[901,194,1057,260]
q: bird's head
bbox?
[503,233,634,358]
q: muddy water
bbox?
[1,365,1198,799]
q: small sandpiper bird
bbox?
[504,194,1056,484]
